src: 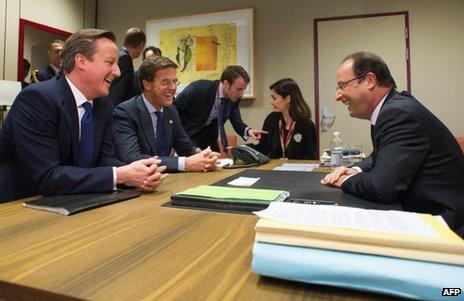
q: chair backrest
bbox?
[455,136,464,151]
[218,134,237,158]
[0,80,22,106]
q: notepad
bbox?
[170,185,289,212]
[227,177,260,187]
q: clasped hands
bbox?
[186,148,220,172]
[320,166,359,188]
[116,157,168,192]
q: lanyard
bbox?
[279,119,295,158]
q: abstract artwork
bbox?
[147,8,255,98]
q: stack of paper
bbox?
[251,203,464,300]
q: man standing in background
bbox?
[30,39,64,83]
[174,65,267,152]
[109,27,146,107]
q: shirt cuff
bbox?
[112,166,117,190]
[352,166,362,173]
[341,167,363,184]
[178,156,186,171]
[243,127,251,140]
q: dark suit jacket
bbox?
[109,49,137,108]
[249,112,317,159]
[342,89,464,236]
[173,80,248,145]
[0,76,123,203]
[37,65,57,82]
[112,95,197,172]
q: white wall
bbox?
[1,0,95,80]
[97,0,464,149]
[0,0,6,79]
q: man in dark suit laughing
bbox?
[0,29,166,203]
[112,56,219,172]
[321,51,464,236]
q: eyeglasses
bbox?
[159,79,180,87]
[336,74,366,90]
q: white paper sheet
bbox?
[227,177,260,187]
[254,202,440,238]
[216,158,234,168]
[273,163,319,172]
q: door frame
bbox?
[17,18,72,82]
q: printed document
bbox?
[273,163,319,172]
[255,202,440,238]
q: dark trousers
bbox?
[190,120,219,152]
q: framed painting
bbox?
[146,8,255,99]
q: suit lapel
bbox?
[221,99,233,125]
[204,81,220,124]
[164,108,174,152]
[136,96,157,153]
[59,77,80,165]
[372,89,398,154]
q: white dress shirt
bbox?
[65,76,117,189]
[142,94,186,171]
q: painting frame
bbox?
[146,8,255,99]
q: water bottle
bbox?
[330,132,343,167]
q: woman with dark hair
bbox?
[250,78,316,159]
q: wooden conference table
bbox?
[0,160,394,301]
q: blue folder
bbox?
[252,242,464,301]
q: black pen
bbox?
[288,199,338,205]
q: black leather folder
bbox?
[23,189,141,215]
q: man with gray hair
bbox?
[112,56,219,172]
[0,28,166,203]
[321,51,464,236]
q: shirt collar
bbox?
[50,64,60,75]
[142,94,163,114]
[370,92,389,126]
[65,76,92,107]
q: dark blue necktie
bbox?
[217,98,228,150]
[77,101,94,167]
[155,111,168,156]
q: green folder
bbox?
[171,185,289,212]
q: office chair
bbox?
[455,136,464,152]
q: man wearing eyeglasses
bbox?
[112,56,220,172]
[321,51,464,237]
